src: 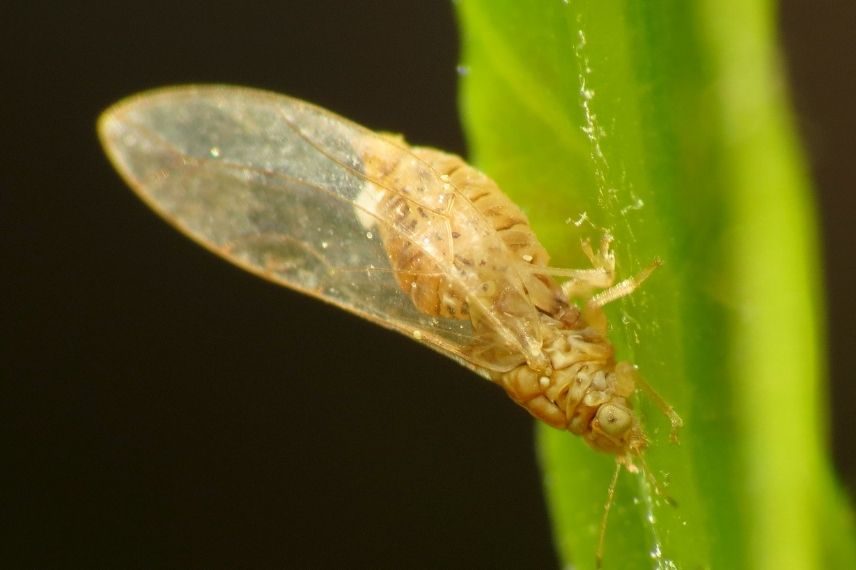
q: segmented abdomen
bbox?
[365,139,566,321]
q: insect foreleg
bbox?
[615,362,683,442]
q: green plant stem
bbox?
[455,1,855,568]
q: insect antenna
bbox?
[595,459,623,569]
[596,451,679,568]
[634,450,678,509]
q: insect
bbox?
[98,84,682,564]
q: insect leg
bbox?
[615,362,683,442]
[542,233,616,300]
[582,232,616,276]
[559,243,660,334]
[586,257,662,309]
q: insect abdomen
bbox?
[368,141,566,320]
[414,149,551,268]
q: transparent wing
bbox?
[98,85,543,372]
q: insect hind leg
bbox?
[541,233,616,300]
[542,234,662,336]
[587,256,662,310]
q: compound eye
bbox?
[597,404,632,436]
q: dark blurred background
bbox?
[3,2,853,568]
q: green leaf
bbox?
[455,1,856,568]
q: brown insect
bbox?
[98,85,682,564]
